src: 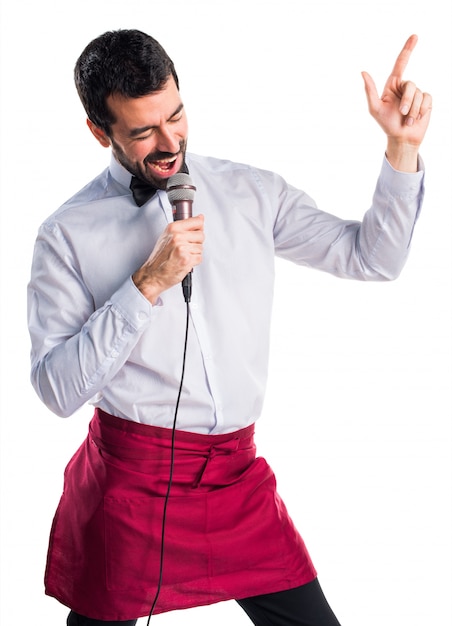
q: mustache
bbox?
[145,141,186,164]
[145,151,178,163]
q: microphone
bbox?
[167,173,197,302]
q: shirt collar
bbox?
[109,153,133,190]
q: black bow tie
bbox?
[129,177,157,207]
[129,163,190,207]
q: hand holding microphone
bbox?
[167,173,197,302]
[132,173,203,305]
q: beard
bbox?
[111,138,188,190]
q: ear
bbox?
[86,119,111,148]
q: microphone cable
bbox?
[146,298,190,624]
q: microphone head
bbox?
[167,173,196,204]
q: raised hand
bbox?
[361,35,432,171]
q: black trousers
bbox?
[66,578,341,625]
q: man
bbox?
[28,29,431,625]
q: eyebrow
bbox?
[128,103,184,138]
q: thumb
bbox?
[361,71,379,113]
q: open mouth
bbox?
[146,154,179,176]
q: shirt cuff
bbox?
[382,154,425,195]
[109,276,161,331]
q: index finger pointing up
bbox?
[391,34,418,78]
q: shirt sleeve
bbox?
[272,156,425,280]
[27,220,159,417]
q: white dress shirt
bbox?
[28,153,424,433]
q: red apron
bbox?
[45,409,316,620]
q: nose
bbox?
[156,124,181,154]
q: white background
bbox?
[0,0,451,624]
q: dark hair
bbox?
[74,29,179,134]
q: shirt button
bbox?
[111,349,119,358]
[137,311,147,321]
